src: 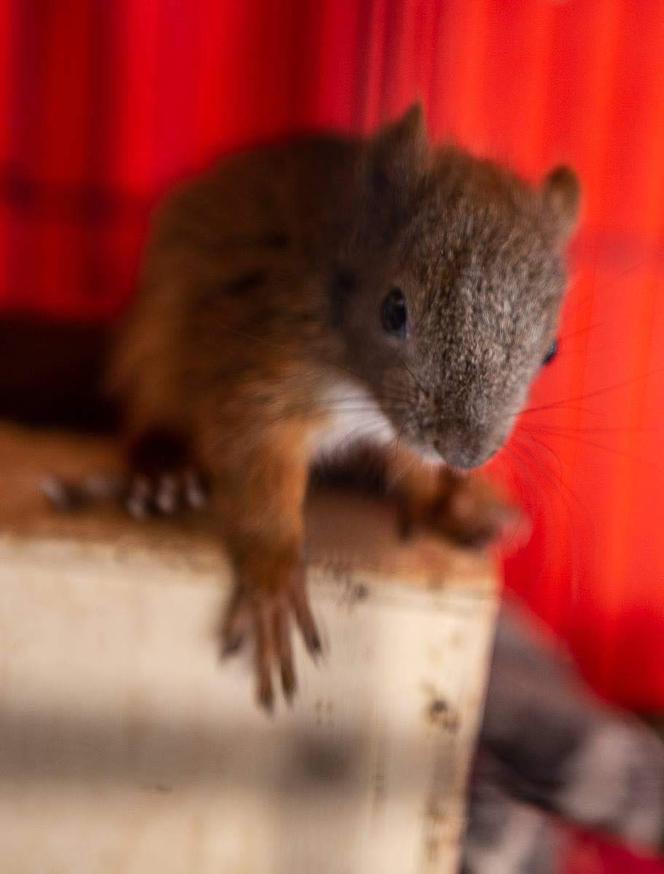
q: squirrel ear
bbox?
[541,165,581,245]
[371,102,429,194]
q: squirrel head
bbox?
[330,103,580,469]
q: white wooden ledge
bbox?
[0,424,498,874]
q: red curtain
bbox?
[1,3,664,865]
[3,0,664,703]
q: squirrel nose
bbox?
[434,425,500,470]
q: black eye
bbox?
[381,288,408,338]
[542,338,559,366]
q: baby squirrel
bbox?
[109,104,580,709]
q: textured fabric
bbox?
[465,601,664,873]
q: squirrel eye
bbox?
[381,288,408,338]
[542,338,559,366]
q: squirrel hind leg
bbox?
[124,425,211,519]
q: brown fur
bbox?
[110,105,580,708]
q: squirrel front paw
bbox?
[219,562,322,711]
[398,473,529,551]
[43,426,212,518]
[124,426,210,518]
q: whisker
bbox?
[396,354,430,400]
[519,403,600,419]
[508,436,588,607]
[523,423,657,436]
[520,425,662,471]
[522,367,664,415]
[519,432,590,521]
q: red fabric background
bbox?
[1,2,663,869]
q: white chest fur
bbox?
[312,379,396,461]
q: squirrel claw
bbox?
[125,469,209,519]
[220,569,319,711]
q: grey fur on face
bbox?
[401,199,565,467]
[334,109,579,470]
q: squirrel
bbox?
[82,103,579,709]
